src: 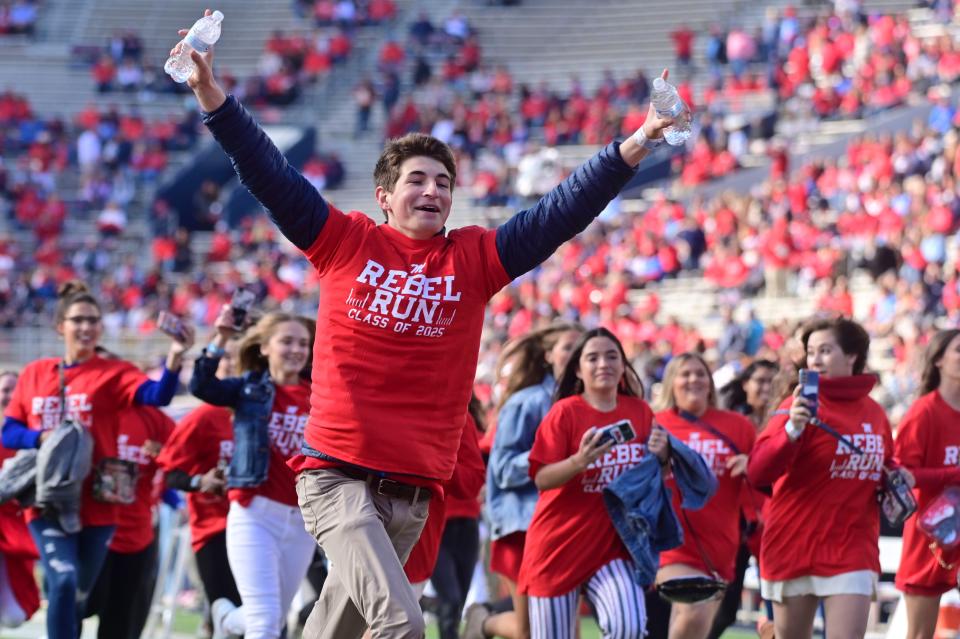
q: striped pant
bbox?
[529,559,646,639]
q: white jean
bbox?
[224,496,317,639]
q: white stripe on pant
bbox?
[528,559,646,639]
[224,496,317,639]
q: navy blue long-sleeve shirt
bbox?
[202,96,637,278]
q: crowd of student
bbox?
[3,279,960,639]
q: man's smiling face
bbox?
[376,156,453,240]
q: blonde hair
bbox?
[237,312,316,375]
[655,352,717,412]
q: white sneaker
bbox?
[211,598,239,639]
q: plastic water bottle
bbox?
[650,77,692,146]
[164,10,224,83]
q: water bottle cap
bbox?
[653,77,667,90]
[211,10,224,21]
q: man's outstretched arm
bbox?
[183,26,327,251]
[496,70,675,278]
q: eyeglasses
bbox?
[64,315,102,325]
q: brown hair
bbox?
[373,133,457,196]
[55,280,100,325]
[237,312,316,375]
[655,352,717,412]
[920,329,960,396]
[496,322,583,410]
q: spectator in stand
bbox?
[895,329,960,639]
[670,24,695,76]
[353,77,375,138]
[97,200,127,238]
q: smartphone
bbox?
[798,368,820,417]
[157,311,186,341]
[597,419,636,447]
[230,288,256,331]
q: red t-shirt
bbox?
[895,391,960,592]
[656,408,756,580]
[157,404,234,552]
[747,375,893,581]
[518,395,654,597]
[233,381,310,508]
[404,415,485,583]
[287,206,510,481]
[109,406,174,553]
[6,356,147,527]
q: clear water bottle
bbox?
[650,77,692,146]
[164,10,225,83]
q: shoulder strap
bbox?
[677,409,742,455]
[58,360,67,427]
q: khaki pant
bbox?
[296,469,430,639]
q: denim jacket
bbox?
[484,375,556,540]
[190,354,275,488]
[602,433,717,586]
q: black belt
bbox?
[336,466,432,504]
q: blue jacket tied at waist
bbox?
[602,432,717,587]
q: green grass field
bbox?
[168,610,756,638]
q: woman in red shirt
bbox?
[748,317,895,639]
[1,281,193,639]
[655,353,756,639]
[517,327,669,639]
[85,404,175,639]
[895,328,960,639]
[191,307,317,639]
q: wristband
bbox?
[632,127,664,151]
[205,342,225,358]
[189,474,202,491]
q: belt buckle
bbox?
[376,477,400,497]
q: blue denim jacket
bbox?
[484,375,555,540]
[190,354,274,488]
[602,433,717,586]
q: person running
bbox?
[517,327,669,639]
[0,369,40,629]
[466,323,582,639]
[85,404,175,638]
[747,317,899,639]
[157,336,242,630]
[654,353,756,639]
[0,281,193,639]
[174,11,675,637]
[895,329,960,639]
[190,308,317,639]
[709,359,778,639]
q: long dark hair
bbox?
[920,329,960,396]
[554,328,643,402]
[719,359,779,415]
